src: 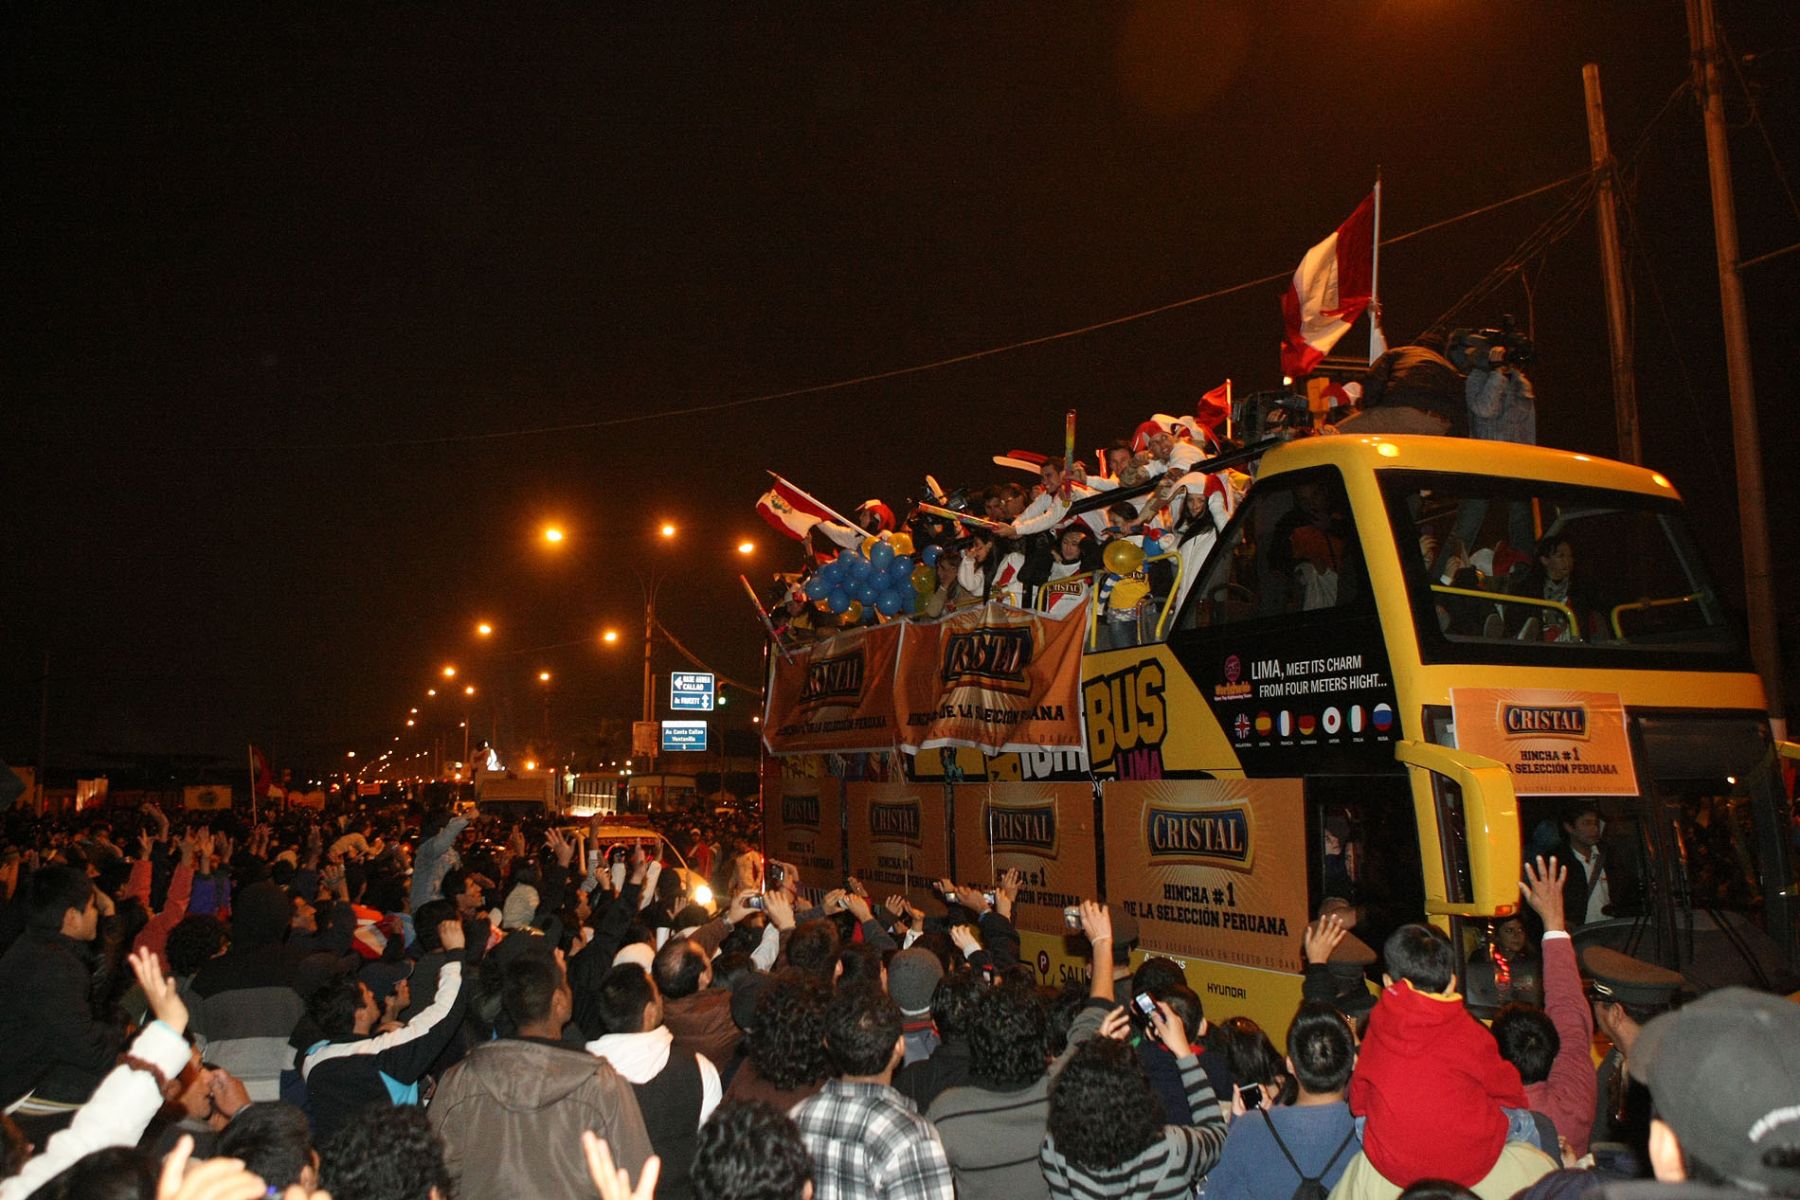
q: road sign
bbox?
[670,671,716,711]
[632,721,659,756]
[661,720,709,752]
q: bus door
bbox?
[1630,714,1796,991]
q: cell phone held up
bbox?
[743,894,766,911]
[1130,991,1158,1033]
[1238,1082,1264,1109]
[766,862,786,889]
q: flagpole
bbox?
[247,744,257,824]
[1225,379,1234,442]
[1369,171,1385,363]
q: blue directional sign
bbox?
[661,720,709,752]
[670,671,716,712]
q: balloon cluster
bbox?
[803,532,936,625]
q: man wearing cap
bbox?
[887,948,946,1066]
[1595,987,1800,1198]
[1584,945,1687,1164]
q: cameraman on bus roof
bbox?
[1338,332,1467,437]
[1452,318,1538,444]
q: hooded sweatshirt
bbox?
[428,1036,655,1200]
[190,881,312,1101]
[1349,980,1528,1188]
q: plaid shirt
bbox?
[792,1079,954,1200]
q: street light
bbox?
[737,540,755,555]
[476,622,494,638]
[538,670,551,683]
[601,629,620,645]
[427,688,437,697]
[464,685,476,696]
[659,522,677,539]
[543,526,565,545]
[442,665,457,678]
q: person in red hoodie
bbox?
[1345,923,1553,1195]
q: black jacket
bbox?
[0,926,124,1106]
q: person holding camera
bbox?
[1452,322,1537,445]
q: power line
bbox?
[123,169,1593,455]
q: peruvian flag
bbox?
[1280,190,1381,380]
[756,478,834,540]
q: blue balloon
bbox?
[890,555,914,580]
[806,576,830,601]
[876,590,903,616]
[901,587,918,614]
[845,554,871,580]
[817,560,840,586]
[827,589,850,614]
[855,580,878,604]
[921,544,941,567]
[869,541,895,571]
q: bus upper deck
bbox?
[761,434,1797,1027]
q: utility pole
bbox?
[36,651,49,811]
[1582,64,1641,465]
[1687,0,1785,727]
[642,586,657,778]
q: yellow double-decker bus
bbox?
[762,434,1797,1032]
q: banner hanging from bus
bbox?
[895,599,1089,758]
[1101,779,1310,973]
[1450,687,1640,796]
[845,783,951,914]
[951,781,1098,940]
[763,624,904,755]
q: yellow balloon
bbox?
[844,599,865,624]
[1103,539,1145,576]
[1109,578,1151,612]
[911,563,936,597]
[860,536,881,558]
[889,532,915,556]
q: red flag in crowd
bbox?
[1280,191,1377,380]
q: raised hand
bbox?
[1303,912,1348,965]
[439,918,467,953]
[582,1130,661,1200]
[129,945,189,1034]
[1145,998,1191,1058]
[762,889,795,932]
[1520,855,1568,933]
[949,924,981,958]
[155,1137,267,1200]
[1078,898,1112,946]
[997,868,1022,919]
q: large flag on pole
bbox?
[756,486,826,540]
[1280,190,1378,380]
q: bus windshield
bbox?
[1380,470,1743,668]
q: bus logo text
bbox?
[799,653,865,708]
[1501,704,1588,738]
[942,628,1035,695]
[1145,805,1252,868]
[870,801,922,845]
[985,801,1058,857]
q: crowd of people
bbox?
[769,399,1243,647]
[1,800,1795,1200]
[766,334,1540,647]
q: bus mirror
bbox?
[1395,740,1522,919]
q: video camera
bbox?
[1451,314,1535,370]
[1233,388,1315,442]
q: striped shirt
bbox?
[791,1079,954,1200]
[1039,1051,1228,1200]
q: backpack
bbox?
[1261,1109,1359,1200]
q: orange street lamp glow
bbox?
[601,629,620,645]
[525,759,537,771]
[409,707,418,714]
[659,522,677,538]
[543,526,565,544]
[737,540,755,555]
[538,670,551,683]
[476,622,493,637]
[346,751,356,758]
[442,665,457,678]
[464,685,476,696]
[427,688,437,697]
[406,719,415,727]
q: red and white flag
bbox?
[756,477,836,541]
[1195,380,1231,435]
[1280,190,1381,380]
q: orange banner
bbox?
[896,600,1089,757]
[1100,779,1310,972]
[951,782,1099,939]
[1451,687,1639,796]
[763,624,903,755]
[845,782,952,913]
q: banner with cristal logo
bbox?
[952,782,1098,938]
[1100,779,1310,972]
[895,600,1089,757]
[845,783,951,913]
[763,623,903,754]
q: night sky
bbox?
[5,3,1798,775]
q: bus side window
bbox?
[1180,467,1366,630]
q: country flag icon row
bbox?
[1233,702,1395,742]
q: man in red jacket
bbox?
[1348,923,1537,1189]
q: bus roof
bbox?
[1256,435,1680,501]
